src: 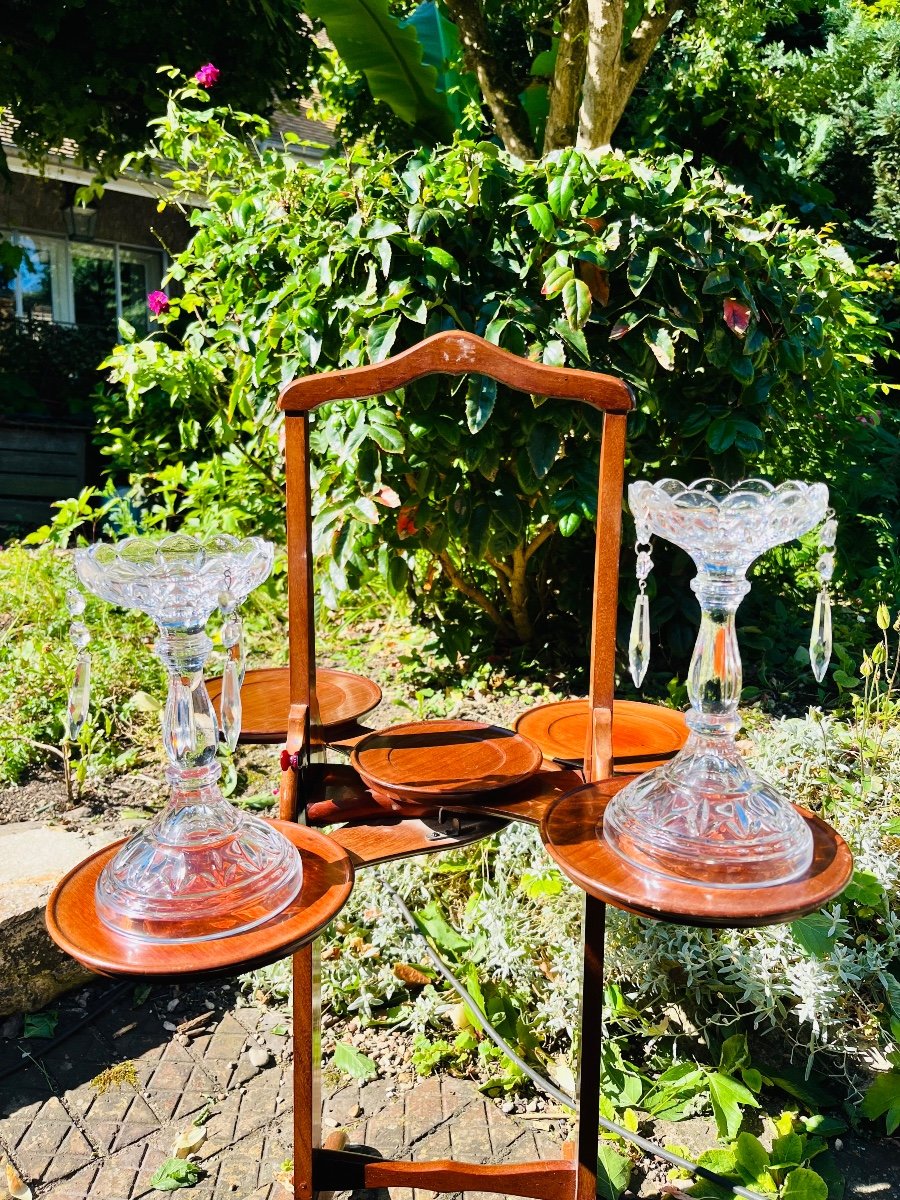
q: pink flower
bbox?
[194,63,220,88]
[147,290,170,316]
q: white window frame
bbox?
[3,229,163,326]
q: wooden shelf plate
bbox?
[514,699,687,770]
[208,666,382,743]
[350,719,543,805]
[541,780,853,928]
[46,822,354,980]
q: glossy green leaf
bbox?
[627,247,659,295]
[791,912,838,958]
[527,202,556,238]
[150,1158,202,1191]
[548,169,576,218]
[781,1168,829,1200]
[527,424,561,478]
[465,375,497,433]
[645,324,675,370]
[304,0,454,141]
[332,1042,379,1081]
[562,277,591,329]
[596,1143,631,1200]
[708,1070,759,1140]
[734,1133,774,1191]
[368,316,401,363]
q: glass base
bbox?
[95,766,303,942]
[602,734,814,888]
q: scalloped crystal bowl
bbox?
[630,478,830,572]
[73,532,303,943]
[74,533,274,629]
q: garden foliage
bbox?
[93,82,895,674]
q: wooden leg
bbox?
[293,942,321,1200]
[575,894,606,1200]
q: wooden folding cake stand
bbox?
[47,331,852,1200]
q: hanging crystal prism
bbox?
[164,676,196,761]
[64,588,91,737]
[809,508,836,683]
[66,652,91,738]
[628,526,654,687]
[220,658,242,752]
[219,585,244,748]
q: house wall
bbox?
[0,171,191,252]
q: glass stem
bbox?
[685,574,750,740]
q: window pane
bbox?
[119,259,150,335]
[72,245,116,328]
[19,237,54,321]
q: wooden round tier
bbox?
[541,780,853,928]
[514,699,687,770]
[351,719,543,805]
[46,822,354,980]
[207,667,382,743]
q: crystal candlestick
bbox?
[605,479,830,888]
[75,534,303,942]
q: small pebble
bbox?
[247,1044,272,1069]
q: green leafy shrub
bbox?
[93,80,895,679]
[0,545,163,787]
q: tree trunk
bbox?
[508,547,534,642]
[442,0,537,159]
[576,0,683,151]
[543,0,588,154]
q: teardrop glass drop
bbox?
[163,677,196,762]
[221,658,242,753]
[66,651,91,738]
[235,620,246,686]
[810,588,833,683]
[629,592,651,687]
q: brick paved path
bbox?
[4,977,898,1200]
[0,978,565,1200]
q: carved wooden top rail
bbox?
[279,329,634,414]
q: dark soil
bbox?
[0,613,561,834]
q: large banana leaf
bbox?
[404,0,477,126]
[304,0,455,142]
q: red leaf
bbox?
[723,297,751,336]
[578,262,610,305]
[373,486,401,508]
[584,217,605,233]
[397,506,419,538]
[610,321,630,340]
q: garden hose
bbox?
[0,981,133,1084]
[381,881,769,1200]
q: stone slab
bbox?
[0,821,110,1016]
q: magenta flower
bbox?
[194,63,220,88]
[147,290,170,316]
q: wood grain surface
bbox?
[350,719,543,803]
[45,823,353,980]
[514,699,687,770]
[541,780,853,927]
[377,764,586,826]
[363,1158,575,1199]
[279,329,633,415]
[207,666,382,743]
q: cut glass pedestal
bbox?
[605,479,828,889]
[95,765,303,942]
[75,534,303,942]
